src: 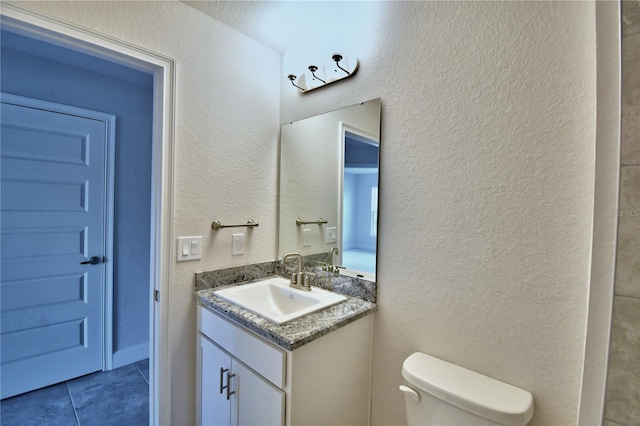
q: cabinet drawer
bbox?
[198,305,286,388]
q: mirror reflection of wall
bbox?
[279,98,381,282]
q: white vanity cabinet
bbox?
[196,303,373,426]
[197,335,285,425]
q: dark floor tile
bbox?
[135,359,149,384]
[67,364,149,426]
[0,382,78,426]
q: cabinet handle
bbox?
[220,367,236,400]
[226,372,236,400]
[219,367,228,394]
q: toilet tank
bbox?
[400,352,534,426]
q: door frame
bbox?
[578,1,621,424]
[0,4,176,424]
[1,92,117,372]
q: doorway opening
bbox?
[339,124,380,282]
[0,5,175,424]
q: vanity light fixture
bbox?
[285,53,359,93]
[332,54,351,75]
[287,74,306,91]
[308,65,326,84]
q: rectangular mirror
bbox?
[278,98,381,282]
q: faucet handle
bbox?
[303,274,311,289]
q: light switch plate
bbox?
[177,236,202,261]
[326,227,337,243]
[303,229,311,247]
[232,233,244,256]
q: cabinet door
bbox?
[198,335,232,426]
[232,360,285,426]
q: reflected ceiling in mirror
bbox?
[278,98,381,282]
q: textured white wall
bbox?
[12,2,280,424]
[14,1,601,425]
[280,2,596,425]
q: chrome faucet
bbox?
[323,247,342,274]
[282,253,311,291]
[328,247,340,270]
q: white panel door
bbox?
[1,97,109,398]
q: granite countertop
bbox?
[195,278,377,351]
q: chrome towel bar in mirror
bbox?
[295,218,328,226]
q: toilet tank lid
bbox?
[402,352,534,426]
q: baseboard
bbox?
[112,342,149,369]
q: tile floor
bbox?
[0,359,149,426]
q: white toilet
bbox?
[400,352,534,425]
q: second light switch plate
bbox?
[232,233,244,255]
[326,227,337,243]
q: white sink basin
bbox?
[213,277,347,324]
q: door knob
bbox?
[80,256,102,265]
